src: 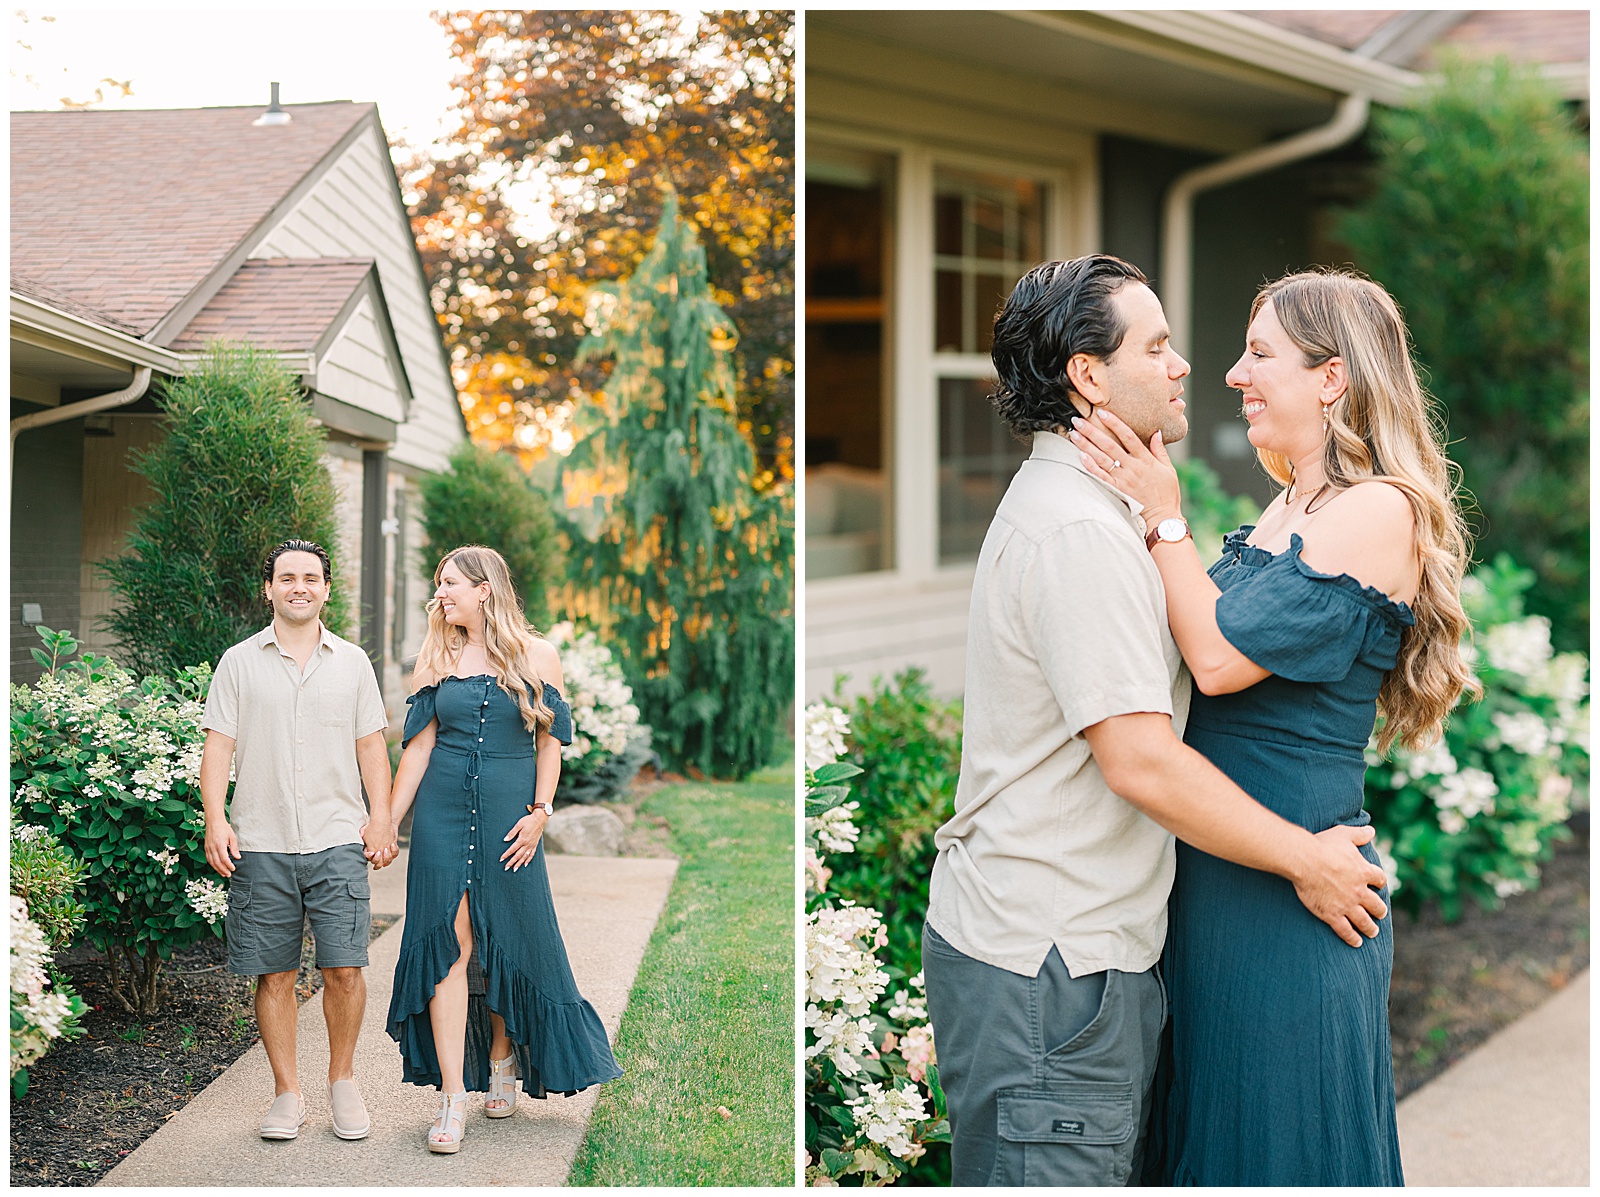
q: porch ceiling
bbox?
[812,10,1364,140]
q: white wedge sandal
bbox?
[428,1091,469,1154]
[485,1053,517,1119]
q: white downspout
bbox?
[1161,92,1370,453]
[10,366,153,450]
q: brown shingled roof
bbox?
[10,102,373,340]
[11,270,143,334]
[1242,11,1401,52]
[167,258,375,352]
[1243,9,1588,68]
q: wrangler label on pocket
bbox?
[1052,1119,1085,1135]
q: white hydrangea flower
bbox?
[886,988,929,1024]
[804,702,851,772]
[1483,617,1553,680]
[808,801,860,855]
[147,848,181,876]
[806,902,890,1014]
[846,1081,929,1161]
[1403,738,1459,780]
[803,1004,876,1075]
[1374,837,1402,895]
[1528,652,1590,705]
[1432,767,1498,835]
[184,877,229,925]
[1489,710,1552,757]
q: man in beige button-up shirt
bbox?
[921,257,1390,1186]
[200,539,396,1144]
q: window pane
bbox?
[938,376,1030,565]
[933,167,1048,353]
[806,150,894,579]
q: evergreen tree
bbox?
[101,344,348,675]
[418,442,565,627]
[1339,56,1588,648]
[561,191,794,779]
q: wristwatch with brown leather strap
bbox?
[1146,516,1191,550]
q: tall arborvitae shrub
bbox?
[101,343,348,674]
[1339,55,1589,649]
[561,191,794,779]
[418,442,565,627]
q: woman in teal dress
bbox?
[386,545,620,1153]
[1071,270,1476,1185]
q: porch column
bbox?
[360,448,387,665]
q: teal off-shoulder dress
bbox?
[385,674,622,1096]
[1157,530,1411,1186]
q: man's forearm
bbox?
[357,741,394,829]
[1120,740,1312,883]
[199,737,233,827]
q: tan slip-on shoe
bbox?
[260,1092,307,1140]
[328,1078,371,1140]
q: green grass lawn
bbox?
[568,756,796,1186]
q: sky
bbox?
[10,8,461,147]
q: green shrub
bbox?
[1175,456,1262,565]
[419,441,565,627]
[9,823,86,951]
[1367,555,1588,920]
[827,671,963,984]
[101,342,349,675]
[9,821,89,1097]
[10,627,228,1015]
[1339,55,1589,650]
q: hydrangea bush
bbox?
[1366,555,1589,918]
[9,824,88,1096]
[804,702,949,1186]
[11,627,228,1015]
[544,621,654,804]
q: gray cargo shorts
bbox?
[225,843,371,976]
[921,923,1166,1186]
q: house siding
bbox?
[78,414,163,659]
[12,416,85,682]
[317,295,407,423]
[246,128,461,475]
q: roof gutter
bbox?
[10,365,153,449]
[1160,91,1371,457]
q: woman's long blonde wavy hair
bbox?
[414,545,554,735]
[1252,270,1479,753]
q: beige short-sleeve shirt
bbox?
[203,623,388,854]
[927,431,1192,978]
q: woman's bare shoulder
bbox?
[1302,481,1418,598]
[526,637,564,693]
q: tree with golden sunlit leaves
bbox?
[561,191,792,780]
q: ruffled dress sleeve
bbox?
[543,682,574,746]
[1214,534,1415,684]
[401,684,439,748]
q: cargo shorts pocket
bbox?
[990,1083,1136,1186]
[225,880,254,958]
[346,879,371,946]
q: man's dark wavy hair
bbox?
[989,254,1149,440]
[261,538,332,587]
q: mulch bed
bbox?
[9,915,395,1188]
[1390,821,1589,1098]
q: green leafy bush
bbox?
[10,627,228,1015]
[419,441,565,627]
[1339,55,1589,650]
[100,342,349,675]
[9,823,89,1097]
[804,703,948,1186]
[544,622,654,805]
[562,191,794,780]
[825,671,963,984]
[1367,555,1588,920]
[9,823,86,951]
[1175,456,1262,566]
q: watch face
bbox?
[1158,518,1188,541]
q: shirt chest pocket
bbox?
[318,686,352,727]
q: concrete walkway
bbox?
[101,848,678,1187]
[1398,969,1589,1186]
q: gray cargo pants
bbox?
[921,923,1166,1186]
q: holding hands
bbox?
[1068,410,1184,524]
[502,806,550,872]
[361,821,400,870]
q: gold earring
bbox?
[1323,404,1332,434]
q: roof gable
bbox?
[10,102,372,338]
